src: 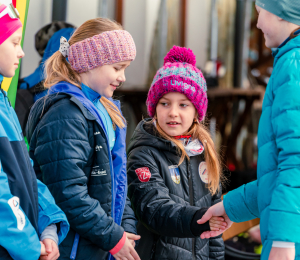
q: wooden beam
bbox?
[115,0,123,25]
[180,0,187,47]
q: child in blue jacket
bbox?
[26,18,140,260]
[198,1,300,260]
[0,3,69,260]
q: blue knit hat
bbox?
[256,0,300,26]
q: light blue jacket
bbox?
[224,35,300,259]
[0,78,69,260]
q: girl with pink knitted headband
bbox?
[126,46,226,260]
[26,18,141,260]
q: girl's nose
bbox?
[118,72,126,82]
[18,46,25,59]
[169,105,178,117]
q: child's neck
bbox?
[277,26,300,48]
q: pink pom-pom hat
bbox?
[146,45,208,121]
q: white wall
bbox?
[21,0,210,87]
[186,0,210,70]
[21,0,52,77]
[122,0,160,89]
[66,0,98,27]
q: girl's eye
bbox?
[114,67,120,71]
[180,104,188,108]
[160,102,168,106]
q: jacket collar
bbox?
[81,83,101,103]
[272,30,300,62]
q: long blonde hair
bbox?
[153,116,223,195]
[44,18,126,129]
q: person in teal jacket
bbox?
[197,1,300,260]
[0,3,69,260]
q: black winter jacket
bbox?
[127,120,225,260]
[26,93,137,260]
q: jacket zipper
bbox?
[187,159,196,260]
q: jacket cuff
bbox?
[190,208,210,236]
[109,232,126,255]
[272,241,295,248]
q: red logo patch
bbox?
[135,167,151,182]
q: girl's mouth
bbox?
[167,122,180,127]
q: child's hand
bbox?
[209,216,227,231]
[125,232,141,248]
[113,237,141,260]
[40,239,60,260]
[40,241,47,256]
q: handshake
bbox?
[198,201,233,239]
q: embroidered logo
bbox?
[91,166,107,176]
[8,197,25,230]
[135,167,151,182]
[94,132,101,135]
[199,162,209,184]
[95,145,102,151]
[168,165,180,184]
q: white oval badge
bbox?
[199,162,209,184]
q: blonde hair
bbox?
[44,18,126,129]
[153,116,223,195]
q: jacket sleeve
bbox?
[0,159,41,260]
[223,180,259,222]
[33,110,124,251]
[112,125,137,235]
[37,179,69,244]
[268,57,300,242]
[209,186,225,260]
[121,196,138,235]
[127,147,202,238]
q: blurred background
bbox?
[8,1,272,257]
[18,0,271,195]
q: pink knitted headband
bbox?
[68,30,136,73]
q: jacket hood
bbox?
[26,93,69,143]
[26,91,95,144]
[127,118,178,155]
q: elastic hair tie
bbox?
[59,36,70,57]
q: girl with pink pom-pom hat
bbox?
[126,46,226,259]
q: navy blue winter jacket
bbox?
[26,82,137,260]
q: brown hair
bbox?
[153,116,224,195]
[44,18,126,128]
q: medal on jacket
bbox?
[199,162,209,183]
[168,165,180,184]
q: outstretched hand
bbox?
[197,201,233,239]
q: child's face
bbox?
[80,60,131,98]
[256,5,289,48]
[0,27,24,77]
[156,92,196,137]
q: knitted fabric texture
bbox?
[146,46,208,121]
[68,30,136,73]
[256,0,300,26]
[0,4,22,45]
